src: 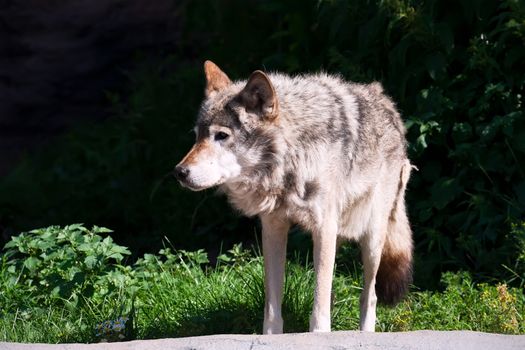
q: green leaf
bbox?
[416,134,428,149]
[84,255,98,269]
[23,257,41,272]
[78,243,96,253]
[35,239,54,251]
[66,224,85,231]
[107,253,124,262]
[110,246,131,256]
[93,226,113,233]
[4,237,19,249]
[419,120,440,134]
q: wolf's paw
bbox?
[263,318,283,335]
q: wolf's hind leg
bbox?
[310,219,338,332]
[261,214,289,334]
[359,228,385,332]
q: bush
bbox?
[2,225,132,307]
[1,225,136,342]
[379,272,524,333]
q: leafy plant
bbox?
[380,272,524,334]
[3,224,132,307]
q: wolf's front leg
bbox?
[310,221,338,332]
[260,214,290,334]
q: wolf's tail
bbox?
[375,161,413,306]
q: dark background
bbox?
[0,0,524,289]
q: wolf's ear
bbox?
[204,60,232,97]
[238,71,278,121]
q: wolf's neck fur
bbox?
[219,126,288,217]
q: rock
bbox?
[1,331,525,350]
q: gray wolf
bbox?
[174,60,413,333]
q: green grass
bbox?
[1,225,524,343]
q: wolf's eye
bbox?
[214,131,230,141]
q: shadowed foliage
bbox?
[0,0,523,289]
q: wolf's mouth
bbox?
[177,178,220,192]
[180,182,207,191]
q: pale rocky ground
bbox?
[2,331,525,350]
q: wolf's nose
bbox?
[174,165,190,181]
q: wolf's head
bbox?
[174,61,280,191]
